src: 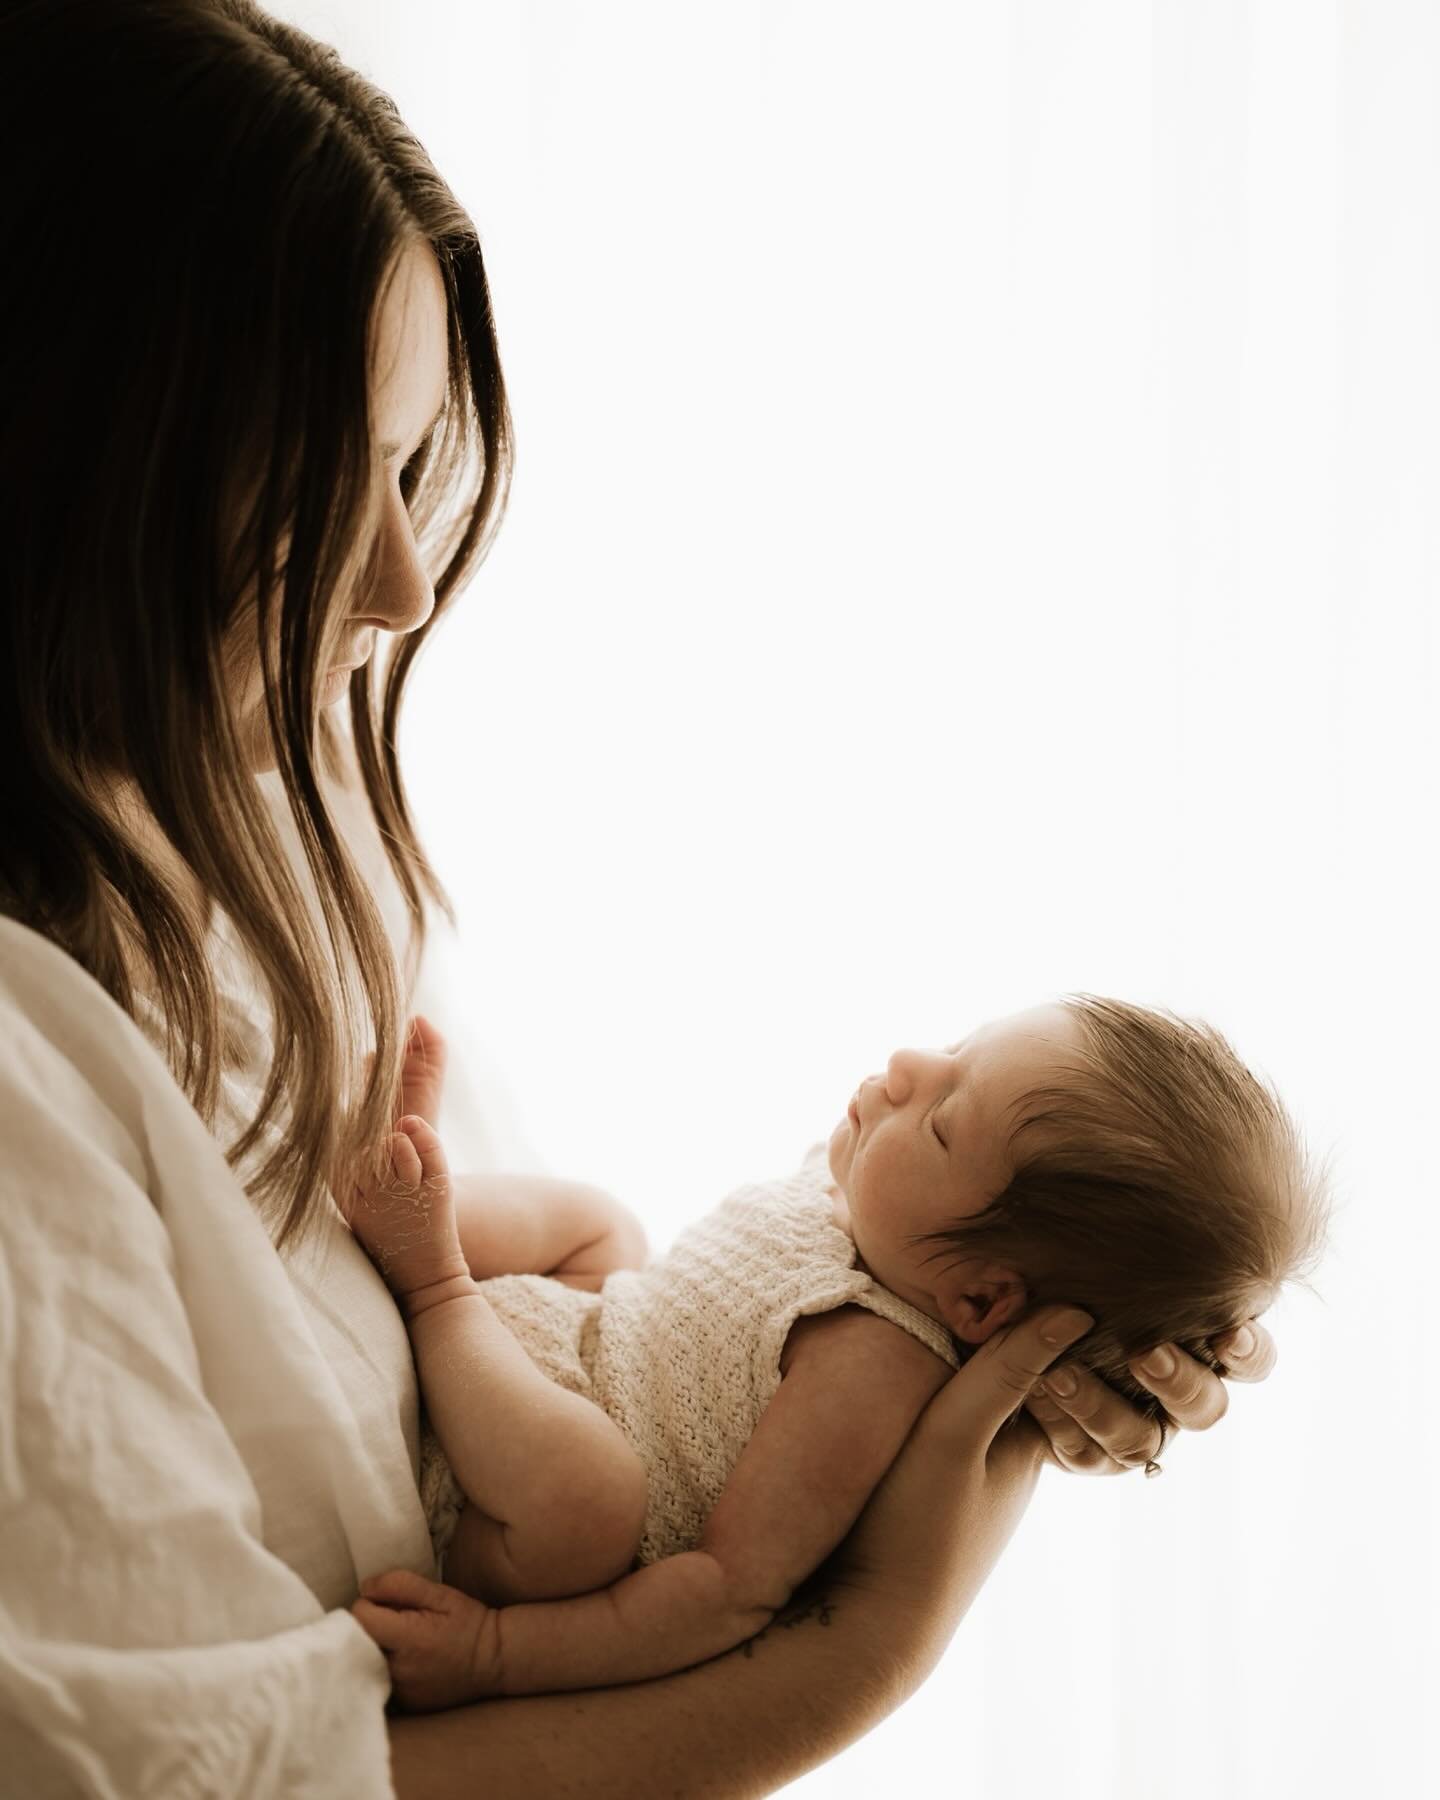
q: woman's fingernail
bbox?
[1141,1346,1176,1379]
[1044,1367,1077,1398]
[1227,1325,1255,1360]
[1043,1309,1094,1345]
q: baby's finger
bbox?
[407,1014,446,1055]
[386,1128,423,1194]
[396,1114,452,1185]
[360,1567,445,1610]
[352,1597,420,1651]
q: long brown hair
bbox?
[0,0,512,1249]
[918,995,1334,1430]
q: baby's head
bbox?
[826,994,1332,1426]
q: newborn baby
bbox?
[342,994,1328,1712]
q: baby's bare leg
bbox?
[347,1117,648,1602]
[443,1497,642,1606]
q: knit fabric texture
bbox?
[419,1142,960,1569]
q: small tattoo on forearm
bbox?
[740,1588,835,1658]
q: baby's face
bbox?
[826,1003,1084,1327]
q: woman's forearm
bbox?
[386,1310,1068,1798]
[387,1570,915,1800]
[388,1427,1046,1797]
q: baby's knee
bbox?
[536,1449,648,1594]
[450,1454,647,1604]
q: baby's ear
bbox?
[933,1259,1028,1344]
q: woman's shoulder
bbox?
[0,913,172,1131]
[0,915,261,1273]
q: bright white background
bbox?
[283,4,1434,1795]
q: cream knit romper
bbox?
[419,1141,960,1571]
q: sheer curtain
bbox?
[286,4,1432,1794]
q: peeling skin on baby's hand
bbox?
[345,1115,469,1304]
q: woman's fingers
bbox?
[1123,1318,1277,1435]
[1021,1384,1133,1476]
[932,1305,1095,1455]
[1211,1316,1277,1383]
[1028,1363,1165,1472]
[1026,1315,1279,1473]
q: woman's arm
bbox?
[383,1305,1096,1799]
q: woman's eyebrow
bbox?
[380,397,447,459]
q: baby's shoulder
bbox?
[779,1300,954,1391]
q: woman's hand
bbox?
[825,1304,1096,1667]
[1021,1316,1278,1475]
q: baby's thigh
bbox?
[443,1497,641,1606]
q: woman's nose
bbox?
[353,487,435,637]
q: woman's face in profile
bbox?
[226,237,450,773]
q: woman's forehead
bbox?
[372,241,449,454]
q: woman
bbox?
[0,2,1275,1793]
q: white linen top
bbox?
[0,752,535,1797]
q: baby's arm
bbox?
[450,1172,649,1290]
[347,1118,649,1604]
[355,1305,953,1708]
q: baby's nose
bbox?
[884,1047,925,1098]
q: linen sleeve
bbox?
[0,1040,396,1799]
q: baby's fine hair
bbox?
[916,993,1334,1430]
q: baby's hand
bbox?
[332,1017,449,1217]
[395,1014,448,1125]
[351,1568,501,1712]
[345,1115,469,1311]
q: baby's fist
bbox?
[351,1567,500,1712]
